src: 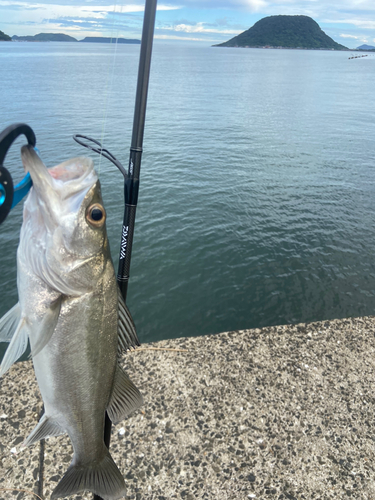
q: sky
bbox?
[1,0,375,49]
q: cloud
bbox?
[155,14,250,40]
[335,19,375,30]
[151,0,268,11]
[155,34,215,42]
[339,34,359,39]
[0,0,180,10]
[2,0,375,45]
[166,22,240,35]
[45,15,132,28]
[0,1,182,36]
[0,3,41,9]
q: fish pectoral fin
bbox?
[51,448,125,500]
[0,302,21,342]
[117,289,140,354]
[22,414,65,448]
[107,365,143,424]
[31,295,62,358]
[0,318,29,377]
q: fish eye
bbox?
[86,204,106,227]
[91,208,103,221]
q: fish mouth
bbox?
[21,145,97,223]
[48,158,93,183]
[21,145,95,186]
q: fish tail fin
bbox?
[51,448,126,500]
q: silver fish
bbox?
[0,145,143,499]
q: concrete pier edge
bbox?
[1,315,375,499]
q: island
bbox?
[12,33,77,42]
[214,15,348,51]
[357,44,375,51]
[10,33,141,44]
[0,30,11,41]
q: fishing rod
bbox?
[92,1,158,499]
[116,0,157,300]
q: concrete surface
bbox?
[1,316,375,499]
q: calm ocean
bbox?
[0,42,374,348]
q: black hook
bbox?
[0,123,36,225]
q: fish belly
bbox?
[32,283,117,461]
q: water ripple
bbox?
[0,44,375,344]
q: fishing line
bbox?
[97,2,123,176]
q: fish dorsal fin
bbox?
[0,303,21,342]
[22,414,65,448]
[118,289,140,353]
[107,365,143,424]
[0,318,29,377]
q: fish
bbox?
[0,145,143,500]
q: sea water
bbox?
[0,42,374,348]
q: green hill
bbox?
[357,44,375,51]
[12,33,77,42]
[214,15,348,50]
[0,30,11,41]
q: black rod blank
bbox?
[117,0,158,301]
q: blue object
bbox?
[0,123,36,224]
[0,183,5,206]
[10,172,33,209]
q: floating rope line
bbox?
[132,347,189,353]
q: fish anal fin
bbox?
[0,302,21,342]
[107,365,143,424]
[22,414,65,448]
[51,449,126,500]
[0,318,28,377]
[117,289,140,353]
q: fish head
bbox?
[20,145,111,294]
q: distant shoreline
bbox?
[10,34,140,44]
[213,45,351,51]
[9,40,141,44]
[212,45,375,52]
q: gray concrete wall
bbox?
[1,316,375,499]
